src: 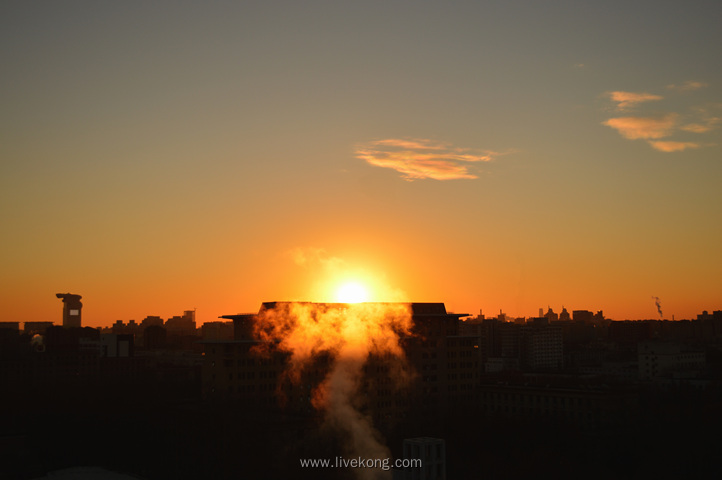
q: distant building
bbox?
[23,322,53,335]
[101,334,134,358]
[0,322,20,331]
[520,319,563,371]
[609,321,653,344]
[479,317,563,372]
[477,377,638,432]
[56,293,82,328]
[143,325,167,349]
[201,321,234,341]
[111,320,126,334]
[166,310,197,337]
[544,307,559,323]
[141,315,164,329]
[572,310,594,323]
[402,437,446,480]
[638,341,705,381]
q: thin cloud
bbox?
[355,138,500,181]
[647,141,700,152]
[667,81,709,92]
[372,139,445,150]
[600,84,718,153]
[288,247,344,271]
[680,123,714,133]
[608,91,663,110]
[680,116,719,133]
[602,114,677,140]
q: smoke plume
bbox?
[652,296,663,319]
[253,302,413,479]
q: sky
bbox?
[1,0,721,326]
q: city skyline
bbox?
[5,297,721,478]
[2,1,721,326]
[9,292,719,330]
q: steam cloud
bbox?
[652,296,663,319]
[254,302,414,479]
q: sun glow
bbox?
[335,282,370,303]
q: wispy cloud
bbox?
[667,80,709,92]
[371,139,444,150]
[355,138,501,181]
[680,123,714,133]
[680,116,719,133]
[608,91,663,110]
[601,83,717,153]
[602,114,677,140]
[647,141,700,152]
[288,247,344,271]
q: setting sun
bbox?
[335,282,370,303]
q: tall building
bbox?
[520,318,564,371]
[56,293,82,328]
[478,317,563,372]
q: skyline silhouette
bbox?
[3,297,722,479]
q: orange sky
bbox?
[1,2,721,326]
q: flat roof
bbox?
[220,302,468,318]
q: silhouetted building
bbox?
[225,313,256,340]
[478,317,562,372]
[203,302,477,420]
[0,322,20,331]
[609,321,653,344]
[477,376,638,432]
[480,319,521,372]
[56,293,82,328]
[544,307,558,323]
[39,326,101,381]
[520,319,563,371]
[201,321,234,341]
[402,437,445,480]
[141,315,164,329]
[638,341,705,381]
[111,320,126,334]
[166,310,197,337]
[572,310,593,323]
[143,325,167,349]
[101,333,134,357]
[23,321,53,335]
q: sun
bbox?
[335,281,370,303]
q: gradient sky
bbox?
[2,0,721,326]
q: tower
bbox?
[56,293,82,328]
